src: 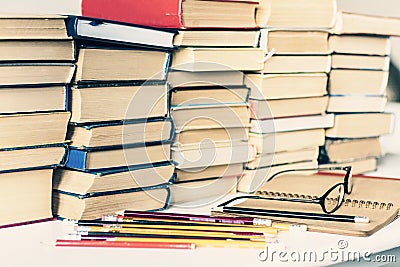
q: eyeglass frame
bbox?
[218,166,353,214]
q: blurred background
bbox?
[338,0,400,102]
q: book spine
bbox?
[64,148,88,170]
[81,0,184,29]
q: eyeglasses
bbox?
[219,166,353,214]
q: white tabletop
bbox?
[2,102,400,267]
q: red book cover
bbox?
[82,0,184,28]
[81,0,261,29]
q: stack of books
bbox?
[167,2,269,204]
[52,17,176,220]
[0,15,73,226]
[319,12,400,174]
[237,0,337,193]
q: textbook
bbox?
[53,163,175,195]
[261,55,331,74]
[0,168,54,227]
[331,54,390,71]
[223,173,400,237]
[0,63,75,86]
[266,0,337,29]
[68,118,173,148]
[171,86,249,107]
[249,129,325,155]
[64,142,171,171]
[0,144,65,173]
[79,0,268,29]
[329,69,389,95]
[250,114,334,134]
[0,85,68,114]
[326,113,393,139]
[74,47,170,83]
[260,30,330,55]
[0,15,69,39]
[246,73,328,100]
[70,82,168,123]
[319,137,383,164]
[0,40,74,61]
[68,17,177,49]
[249,96,329,120]
[175,163,244,183]
[333,11,400,36]
[329,35,391,56]
[174,30,260,47]
[0,112,70,148]
[167,70,244,88]
[171,48,265,72]
[327,96,387,113]
[53,184,171,220]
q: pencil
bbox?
[54,239,195,249]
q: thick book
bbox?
[167,70,244,88]
[0,112,70,149]
[0,144,65,173]
[171,86,249,107]
[329,69,389,95]
[0,63,75,86]
[68,118,173,148]
[319,137,382,164]
[331,54,390,71]
[260,30,330,55]
[64,142,171,171]
[249,128,325,155]
[228,173,400,236]
[170,176,237,205]
[327,96,387,113]
[171,48,264,72]
[250,114,334,134]
[237,160,318,193]
[266,0,337,29]
[326,113,393,139]
[70,82,168,123]
[0,15,69,39]
[0,85,68,114]
[174,30,260,47]
[329,35,391,56]
[0,168,54,227]
[333,11,400,36]
[247,147,319,170]
[175,163,244,183]
[262,55,331,74]
[79,0,267,29]
[53,163,175,195]
[74,47,170,83]
[53,184,171,220]
[171,104,251,132]
[249,96,329,120]
[0,40,74,61]
[67,17,177,49]
[172,141,256,169]
[246,73,328,100]
[174,127,249,147]
[319,158,377,175]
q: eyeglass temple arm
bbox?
[266,166,352,182]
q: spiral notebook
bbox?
[214,173,400,237]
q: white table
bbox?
[1,103,400,267]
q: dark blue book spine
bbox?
[64,149,88,170]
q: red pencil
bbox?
[54,239,195,250]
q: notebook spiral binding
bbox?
[256,190,394,210]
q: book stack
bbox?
[0,15,73,226]
[52,17,176,220]
[237,0,337,193]
[167,1,269,205]
[319,11,400,174]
